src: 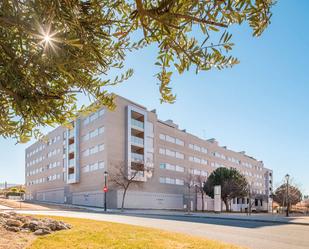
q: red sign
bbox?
[103,186,108,193]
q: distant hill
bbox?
[0,183,21,189]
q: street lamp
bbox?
[104,171,108,212]
[285,174,290,217]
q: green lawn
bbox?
[27,216,245,249]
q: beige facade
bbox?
[25,95,273,210]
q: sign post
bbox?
[103,171,108,212]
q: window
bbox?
[98,161,104,169]
[82,165,90,173]
[201,147,208,154]
[90,162,98,171]
[176,165,184,172]
[176,138,184,146]
[83,109,104,126]
[160,134,184,146]
[90,113,98,122]
[90,129,98,138]
[166,177,175,184]
[160,177,184,185]
[98,109,104,117]
[166,164,176,171]
[160,163,184,173]
[166,135,175,143]
[98,144,104,151]
[166,149,175,157]
[176,179,184,185]
[98,126,104,134]
[83,127,104,141]
[176,151,184,159]
[90,146,98,155]
[83,117,90,125]
[83,133,90,141]
[83,149,89,157]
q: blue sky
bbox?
[0,1,308,195]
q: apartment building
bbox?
[25,95,273,211]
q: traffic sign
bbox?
[103,186,108,192]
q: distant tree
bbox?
[10,187,18,193]
[273,184,302,208]
[0,0,274,142]
[109,163,153,211]
[204,167,248,212]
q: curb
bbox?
[104,211,309,227]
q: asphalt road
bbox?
[17,210,309,249]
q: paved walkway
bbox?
[74,206,309,226]
[0,204,12,210]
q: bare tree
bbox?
[184,172,195,214]
[109,163,153,211]
[195,175,207,212]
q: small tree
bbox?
[204,167,248,212]
[109,163,153,211]
[273,183,302,210]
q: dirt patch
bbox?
[0,199,50,210]
[0,198,85,211]
[0,226,35,249]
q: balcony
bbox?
[68,144,75,153]
[131,136,144,147]
[131,119,144,131]
[68,129,74,138]
[131,152,144,163]
[68,159,74,167]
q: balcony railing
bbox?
[68,174,75,180]
[131,136,144,146]
[132,170,144,178]
[131,152,144,162]
[131,119,144,130]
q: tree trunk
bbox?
[223,199,229,212]
[121,188,127,212]
[201,192,204,212]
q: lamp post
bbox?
[104,171,108,212]
[285,174,290,217]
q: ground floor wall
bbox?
[36,188,65,204]
[26,187,271,212]
[116,190,184,210]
